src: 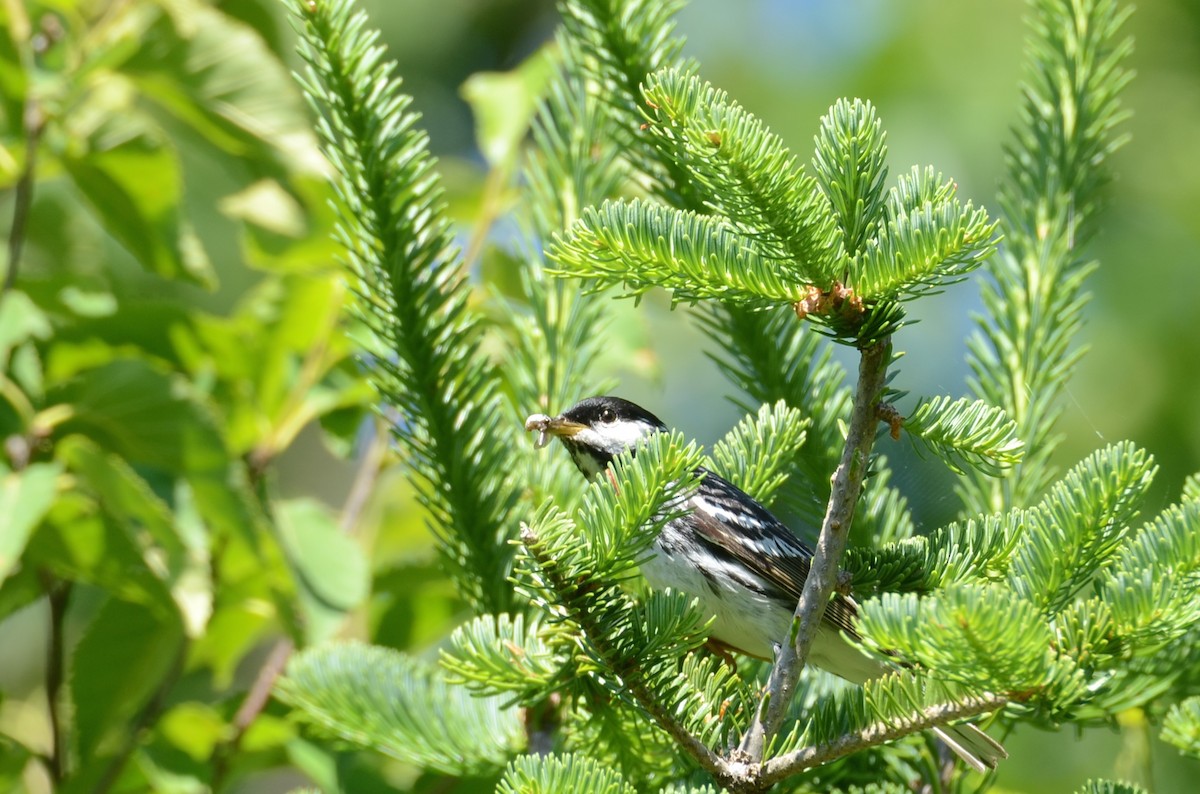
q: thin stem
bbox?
[739,339,891,760]
[339,417,388,534]
[4,84,44,294]
[211,638,295,791]
[758,693,1009,786]
[42,575,71,784]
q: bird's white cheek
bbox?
[575,422,657,456]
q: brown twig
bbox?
[339,417,388,535]
[211,637,296,789]
[758,693,1009,786]
[739,339,891,760]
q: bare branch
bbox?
[759,693,1008,785]
[740,339,891,759]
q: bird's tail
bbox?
[932,723,1008,774]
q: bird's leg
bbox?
[704,638,740,672]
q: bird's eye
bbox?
[600,408,616,423]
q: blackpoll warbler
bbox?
[525,395,1006,772]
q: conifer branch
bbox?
[549,199,808,306]
[962,0,1133,513]
[741,339,891,758]
[758,693,1009,784]
[289,0,518,611]
[518,522,734,787]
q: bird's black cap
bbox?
[560,396,668,430]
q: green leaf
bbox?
[71,597,184,759]
[122,0,318,175]
[157,701,229,762]
[845,511,1022,597]
[1009,442,1156,613]
[1183,472,1200,503]
[185,274,366,457]
[48,357,263,546]
[496,753,636,794]
[0,462,61,582]
[462,46,555,170]
[58,437,187,573]
[707,400,809,506]
[59,437,220,635]
[961,0,1133,514]
[1099,496,1200,651]
[573,430,704,577]
[277,643,523,776]
[1162,696,1200,759]
[0,290,52,363]
[1074,781,1149,794]
[275,498,368,645]
[849,172,997,301]
[857,584,1053,692]
[549,198,808,306]
[902,395,1024,475]
[441,613,566,699]
[640,68,839,281]
[31,491,179,620]
[811,98,889,258]
[292,0,520,613]
[556,0,694,199]
[64,124,213,287]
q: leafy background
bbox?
[1,0,1198,791]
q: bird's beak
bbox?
[524,413,586,448]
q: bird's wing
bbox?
[688,469,860,637]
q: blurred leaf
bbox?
[0,290,52,362]
[190,601,273,691]
[231,176,342,274]
[60,437,213,637]
[64,124,214,287]
[59,436,186,570]
[183,275,367,458]
[45,302,193,380]
[1163,696,1200,759]
[461,46,555,170]
[371,561,462,651]
[158,701,230,762]
[0,8,28,178]
[0,563,42,625]
[276,498,368,644]
[70,596,184,759]
[122,0,320,176]
[46,357,267,579]
[50,358,225,474]
[0,462,61,582]
[218,178,305,237]
[31,491,178,618]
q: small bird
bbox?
[525,395,1006,772]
